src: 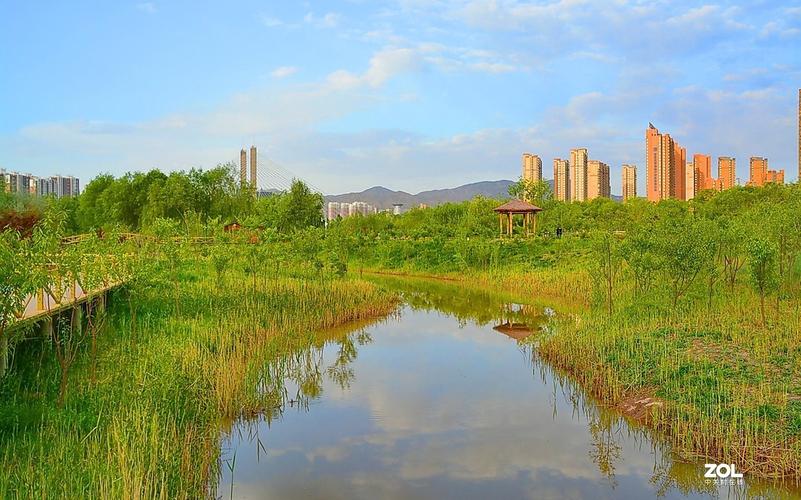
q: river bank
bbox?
[0,255,398,498]
[357,265,801,485]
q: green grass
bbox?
[0,248,398,498]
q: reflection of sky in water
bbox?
[218,305,794,500]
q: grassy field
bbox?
[0,248,398,498]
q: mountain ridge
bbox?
[324,180,522,210]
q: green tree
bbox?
[508,179,552,207]
[77,174,115,230]
[591,230,623,316]
[747,238,779,325]
[621,226,661,296]
[280,180,324,232]
[657,218,716,308]
[0,230,36,377]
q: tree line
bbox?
[1,164,325,235]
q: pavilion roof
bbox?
[493,199,543,213]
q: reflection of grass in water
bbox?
[375,268,801,490]
[0,256,398,498]
[364,274,551,331]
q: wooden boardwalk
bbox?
[18,282,121,325]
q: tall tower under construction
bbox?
[250,145,257,192]
[240,149,247,187]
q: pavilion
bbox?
[493,199,543,237]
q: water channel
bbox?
[217,277,799,499]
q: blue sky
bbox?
[1,1,799,194]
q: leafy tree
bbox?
[76,233,115,384]
[0,231,35,376]
[52,242,88,406]
[621,226,660,296]
[211,247,231,287]
[591,230,623,316]
[720,218,748,291]
[77,174,116,230]
[657,218,716,308]
[151,218,184,313]
[508,179,552,207]
[280,180,324,232]
[747,238,779,325]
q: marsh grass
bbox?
[360,254,801,485]
[0,249,398,498]
[485,264,801,483]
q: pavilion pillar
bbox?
[532,214,537,235]
[499,213,503,236]
[507,213,513,236]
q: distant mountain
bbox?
[324,180,521,210]
[324,179,620,209]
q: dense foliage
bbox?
[1,165,324,235]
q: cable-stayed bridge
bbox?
[231,147,323,195]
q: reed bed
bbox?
[0,250,398,498]
[504,268,801,483]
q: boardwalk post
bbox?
[41,318,53,339]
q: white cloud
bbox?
[468,61,516,73]
[260,15,283,27]
[270,66,298,78]
[304,11,341,28]
[135,2,157,14]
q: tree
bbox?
[31,210,69,311]
[211,246,231,287]
[280,180,324,232]
[151,218,184,314]
[591,230,623,316]
[747,238,779,325]
[508,179,552,207]
[720,218,747,291]
[657,218,716,309]
[77,174,116,231]
[621,226,661,296]
[76,233,115,384]
[0,231,35,377]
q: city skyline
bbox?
[0,168,80,198]
[1,2,800,195]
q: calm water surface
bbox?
[217,278,799,499]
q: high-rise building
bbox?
[327,202,341,221]
[685,163,695,200]
[674,142,686,200]
[240,149,247,187]
[249,145,257,191]
[645,123,686,201]
[553,159,570,202]
[521,153,543,183]
[0,170,79,198]
[693,154,712,193]
[766,169,785,185]
[326,200,378,220]
[749,157,768,186]
[622,165,637,201]
[718,157,736,190]
[586,160,610,200]
[569,148,588,201]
